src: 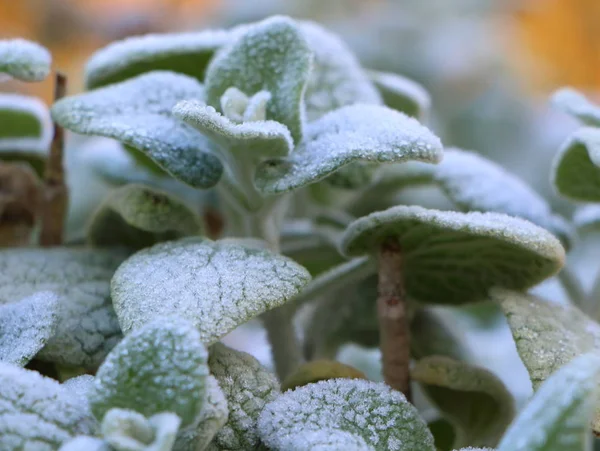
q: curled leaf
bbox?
[281,360,367,391]
[0,39,51,81]
[574,204,600,233]
[552,87,600,126]
[368,70,430,119]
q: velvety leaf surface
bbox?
[281,360,367,391]
[0,291,59,366]
[59,436,109,451]
[51,71,223,189]
[552,127,600,201]
[342,207,565,305]
[552,88,600,127]
[255,104,443,195]
[368,70,430,119]
[0,363,97,450]
[413,356,515,449]
[0,39,51,81]
[209,343,279,451]
[0,247,127,368]
[112,237,310,342]
[257,378,436,451]
[89,317,208,427]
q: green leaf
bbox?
[410,308,470,361]
[88,184,202,249]
[51,71,223,189]
[0,291,59,366]
[257,378,436,451]
[281,360,367,391]
[413,356,515,449]
[0,247,127,368]
[368,70,430,119]
[342,207,565,305]
[85,29,232,89]
[205,16,312,144]
[89,317,208,427]
[0,363,97,450]
[111,237,311,343]
[0,39,51,82]
[574,205,600,233]
[497,352,600,451]
[209,343,279,451]
[255,104,443,195]
[552,88,600,127]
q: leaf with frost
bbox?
[205,16,312,144]
[59,436,110,451]
[0,93,52,175]
[0,39,51,81]
[413,356,515,449]
[63,375,95,402]
[342,207,565,305]
[0,363,97,450]
[368,70,430,119]
[552,127,600,201]
[574,205,600,233]
[0,247,127,368]
[281,360,367,391]
[85,29,232,89]
[174,375,228,451]
[209,343,279,450]
[496,352,600,451]
[0,291,59,366]
[51,71,223,189]
[88,184,202,249]
[258,378,436,451]
[89,317,208,427]
[255,104,443,195]
[552,87,600,127]
[111,237,310,342]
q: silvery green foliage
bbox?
[0,291,59,366]
[174,376,228,451]
[552,127,600,202]
[574,205,600,232]
[204,16,312,144]
[0,248,127,368]
[89,317,208,427]
[0,39,51,81]
[63,375,95,403]
[496,353,600,451]
[51,71,223,189]
[88,184,203,249]
[552,88,600,127]
[342,206,565,305]
[0,363,97,450]
[209,343,279,450]
[368,70,430,119]
[111,237,310,342]
[257,378,436,451]
[59,436,110,451]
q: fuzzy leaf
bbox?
[89,317,208,427]
[59,437,110,451]
[0,247,127,368]
[85,30,232,89]
[552,88,600,127]
[258,378,436,451]
[88,184,202,249]
[413,356,515,449]
[0,291,59,366]
[63,375,95,402]
[497,352,600,451]
[342,207,565,305]
[281,360,367,391]
[552,127,600,201]
[209,343,279,450]
[368,70,430,119]
[51,71,223,189]
[0,363,97,450]
[255,104,443,194]
[574,205,600,233]
[205,16,312,144]
[0,39,51,82]
[112,237,310,342]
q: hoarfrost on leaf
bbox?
[59,436,110,451]
[342,207,565,305]
[209,343,279,450]
[111,237,311,343]
[89,317,209,427]
[281,360,367,392]
[0,363,97,450]
[255,104,443,195]
[51,71,223,189]
[257,378,436,451]
[0,291,59,366]
[368,70,430,119]
[0,39,51,81]
[552,87,600,127]
[0,247,127,368]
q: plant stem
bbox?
[377,238,411,400]
[558,267,586,308]
[40,72,68,246]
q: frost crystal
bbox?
[0,39,51,81]
[368,70,430,119]
[257,378,435,451]
[552,87,600,127]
